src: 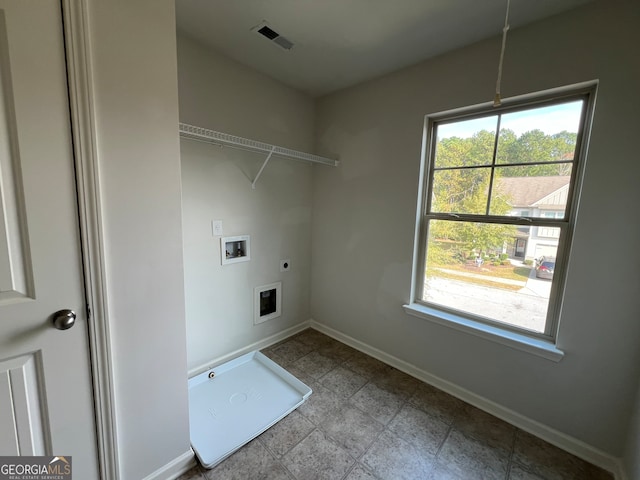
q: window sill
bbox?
[402,303,564,362]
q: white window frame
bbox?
[405,83,597,360]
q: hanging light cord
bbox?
[494,0,511,107]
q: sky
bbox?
[438,100,583,139]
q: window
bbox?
[411,86,594,341]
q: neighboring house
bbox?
[497,176,571,260]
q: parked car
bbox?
[535,259,555,279]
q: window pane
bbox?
[435,116,497,168]
[490,166,572,218]
[431,168,490,215]
[423,219,560,333]
[496,100,583,165]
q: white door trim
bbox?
[61,1,119,479]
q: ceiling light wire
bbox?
[494,0,511,107]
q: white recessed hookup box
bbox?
[220,235,250,265]
[254,282,281,324]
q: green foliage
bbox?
[427,126,577,265]
[437,128,576,176]
[426,240,457,266]
[497,128,576,175]
[428,219,513,266]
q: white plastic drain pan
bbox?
[188,350,312,469]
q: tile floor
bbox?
[178,329,612,480]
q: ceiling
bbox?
[175,0,595,97]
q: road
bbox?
[424,268,551,333]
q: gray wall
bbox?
[177,35,317,372]
[624,379,640,479]
[312,0,640,457]
[86,1,190,478]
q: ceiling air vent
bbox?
[251,21,295,51]
[257,25,279,40]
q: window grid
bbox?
[415,87,595,340]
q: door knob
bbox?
[52,309,76,330]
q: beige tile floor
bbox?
[178,329,612,480]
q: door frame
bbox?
[61,1,118,478]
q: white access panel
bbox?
[188,351,312,469]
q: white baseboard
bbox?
[188,320,311,378]
[141,449,195,480]
[309,320,625,479]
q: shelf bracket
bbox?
[251,147,276,189]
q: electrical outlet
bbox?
[212,220,223,236]
[280,259,291,272]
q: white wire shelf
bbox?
[178,123,339,167]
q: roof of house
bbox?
[496,176,570,207]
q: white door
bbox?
[0,1,99,478]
